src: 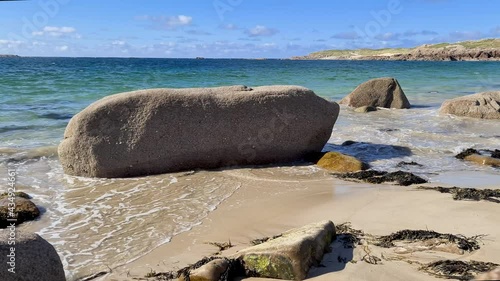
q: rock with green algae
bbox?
[235,220,335,280]
[316,151,368,173]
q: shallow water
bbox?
[0,58,499,279]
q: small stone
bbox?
[188,258,229,281]
[317,152,368,173]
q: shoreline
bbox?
[99,168,500,281]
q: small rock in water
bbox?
[396,161,424,168]
[341,140,358,146]
[0,197,40,228]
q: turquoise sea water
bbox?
[1,58,499,148]
[0,58,499,280]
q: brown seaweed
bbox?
[419,186,500,203]
[376,229,483,252]
[420,260,499,280]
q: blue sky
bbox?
[1,0,499,58]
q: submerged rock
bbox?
[316,152,368,172]
[0,230,66,281]
[492,149,500,159]
[59,85,339,178]
[235,221,335,280]
[0,197,40,228]
[440,91,500,119]
[340,77,410,109]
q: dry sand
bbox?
[100,167,500,281]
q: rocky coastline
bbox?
[293,39,500,61]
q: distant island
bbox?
[293,38,500,61]
[0,54,19,58]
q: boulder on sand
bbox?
[439,91,500,119]
[0,230,66,281]
[340,77,411,109]
[59,85,339,178]
[235,221,335,280]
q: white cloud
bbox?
[32,26,79,38]
[219,23,240,30]
[137,15,193,30]
[245,25,279,37]
[56,45,69,52]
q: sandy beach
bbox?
[99,167,500,281]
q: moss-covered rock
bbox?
[316,152,368,172]
[235,221,335,280]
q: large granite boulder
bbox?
[0,230,66,281]
[235,221,335,280]
[59,85,339,178]
[340,77,410,109]
[439,91,500,119]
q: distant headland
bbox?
[292,38,500,61]
[0,54,20,58]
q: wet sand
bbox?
[101,168,500,281]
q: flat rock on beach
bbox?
[58,85,339,178]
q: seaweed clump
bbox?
[376,230,483,252]
[455,148,479,159]
[419,186,500,203]
[337,170,427,186]
[335,222,364,248]
[420,260,499,280]
[146,256,246,281]
[250,234,283,246]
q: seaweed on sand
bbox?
[148,256,246,281]
[420,260,499,280]
[376,230,484,252]
[335,222,364,248]
[337,170,427,186]
[205,240,233,252]
[419,186,500,203]
[250,234,283,246]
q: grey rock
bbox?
[59,85,339,178]
[340,78,410,109]
[0,230,65,281]
[440,91,500,119]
